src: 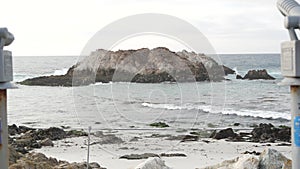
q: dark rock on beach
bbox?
[250,123,291,143]
[40,138,54,147]
[20,48,234,86]
[243,69,275,80]
[160,153,187,157]
[119,152,187,160]
[149,122,170,128]
[210,123,291,143]
[165,134,199,142]
[7,124,104,169]
[242,150,261,156]
[120,153,159,160]
[9,124,87,154]
[67,129,88,137]
[9,146,23,166]
[92,131,124,144]
[9,127,66,153]
[35,127,67,140]
[210,128,237,140]
[8,124,35,136]
[9,152,105,169]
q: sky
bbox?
[0,0,290,56]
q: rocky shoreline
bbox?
[8,124,105,169]
[8,124,88,154]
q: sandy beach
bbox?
[32,128,291,169]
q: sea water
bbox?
[8,54,290,130]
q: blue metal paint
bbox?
[294,116,300,147]
[0,119,2,145]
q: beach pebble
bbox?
[40,138,54,147]
[134,157,171,169]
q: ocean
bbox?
[8,54,290,131]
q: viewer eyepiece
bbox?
[0,28,14,47]
[278,0,300,40]
[277,0,300,16]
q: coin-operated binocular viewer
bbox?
[278,0,300,168]
[0,28,15,169]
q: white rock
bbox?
[259,148,291,169]
[134,157,172,169]
[202,148,292,169]
[233,155,259,169]
[202,154,259,169]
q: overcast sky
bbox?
[0,0,289,56]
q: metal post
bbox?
[0,89,8,169]
[291,85,300,168]
[276,1,300,168]
[86,126,91,169]
[280,78,300,169]
[0,27,14,169]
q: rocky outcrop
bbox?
[9,146,23,166]
[20,74,73,86]
[223,65,235,75]
[9,124,87,154]
[242,69,275,80]
[7,124,103,168]
[209,124,291,143]
[202,148,291,169]
[9,152,105,169]
[236,74,243,79]
[20,48,234,86]
[250,123,290,143]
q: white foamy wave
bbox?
[141,103,211,112]
[141,102,290,120]
[14,74,34,82]
[13,68,69,82]
[222,109,290,120]
[270,71,281,75]
[233,67,239,75]
[93,81,113,86]
[268,71,282,78]
[53,68,69,76]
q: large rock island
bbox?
[20,47,234,86]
